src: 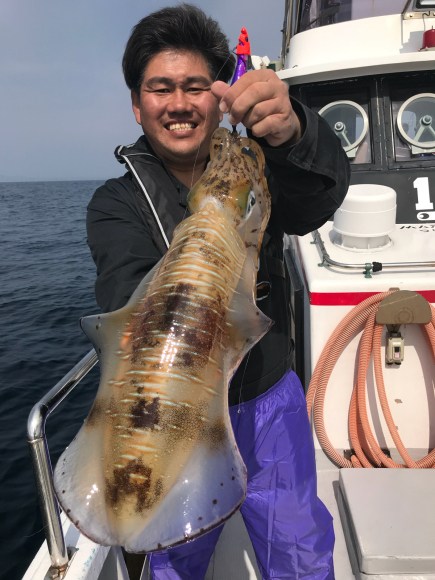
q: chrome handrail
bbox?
[312,230,435,278]
[27,349,98,575]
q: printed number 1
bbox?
[414,177,433,210]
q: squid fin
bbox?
[53,417,114,544]
[54,260,163,546]
[225,254,273,374]
[80,260,162,350]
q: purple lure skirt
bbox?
[147,370,335,579]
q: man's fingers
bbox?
[251,115,297,147]
[218,69,275,112]
[227,82,277,126]
[251,108,302,147]
[212,69,301,147]
[240,99,283,130]
[250,115,284,139]
[210,81,229,104]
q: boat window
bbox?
[315,99,371,164]
[392,92,435,162]
[298,0,408,32]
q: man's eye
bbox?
[188,87,207,93]
[155,89,170,94]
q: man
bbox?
[87,5,350,579]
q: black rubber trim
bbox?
[372,261,383,273]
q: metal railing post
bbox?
[28,438,68,572]
[27,349,98,575]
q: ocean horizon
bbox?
[1,178,110,183]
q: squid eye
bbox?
[244,190,256,220]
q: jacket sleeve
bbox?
[86,174,161,313]
[251,97,351,236]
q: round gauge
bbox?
[396,93,435,148]
[318,100,369,152]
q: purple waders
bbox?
[148,370,335,580]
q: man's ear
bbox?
[131,89,142,125]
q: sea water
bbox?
[0,181,105,580]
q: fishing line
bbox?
[237,350,252,413]
[11,524,49,540]
[22,526,48,539]
[0,522,48,542]
[183,50,251,414]
[187,50,251,412]
[189,50,236,192]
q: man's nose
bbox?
[167,89,193,114]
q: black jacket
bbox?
[87,99,350,405]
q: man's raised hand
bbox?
[211,69,302,148]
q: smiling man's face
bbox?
[132,49,222,169]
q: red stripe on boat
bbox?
[309,290,435,306]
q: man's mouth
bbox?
[166,122,197,132]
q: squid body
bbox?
[53,128,272,552]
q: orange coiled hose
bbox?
[306,292,435,469]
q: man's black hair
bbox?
[123,4,236,94]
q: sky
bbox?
[0,1,285,181]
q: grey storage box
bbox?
[337,469,435,578]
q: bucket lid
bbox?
[341,184,396,213]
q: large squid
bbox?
[53,128,272,552]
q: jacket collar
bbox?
[115,134,158,162]
[115,134,190,208]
